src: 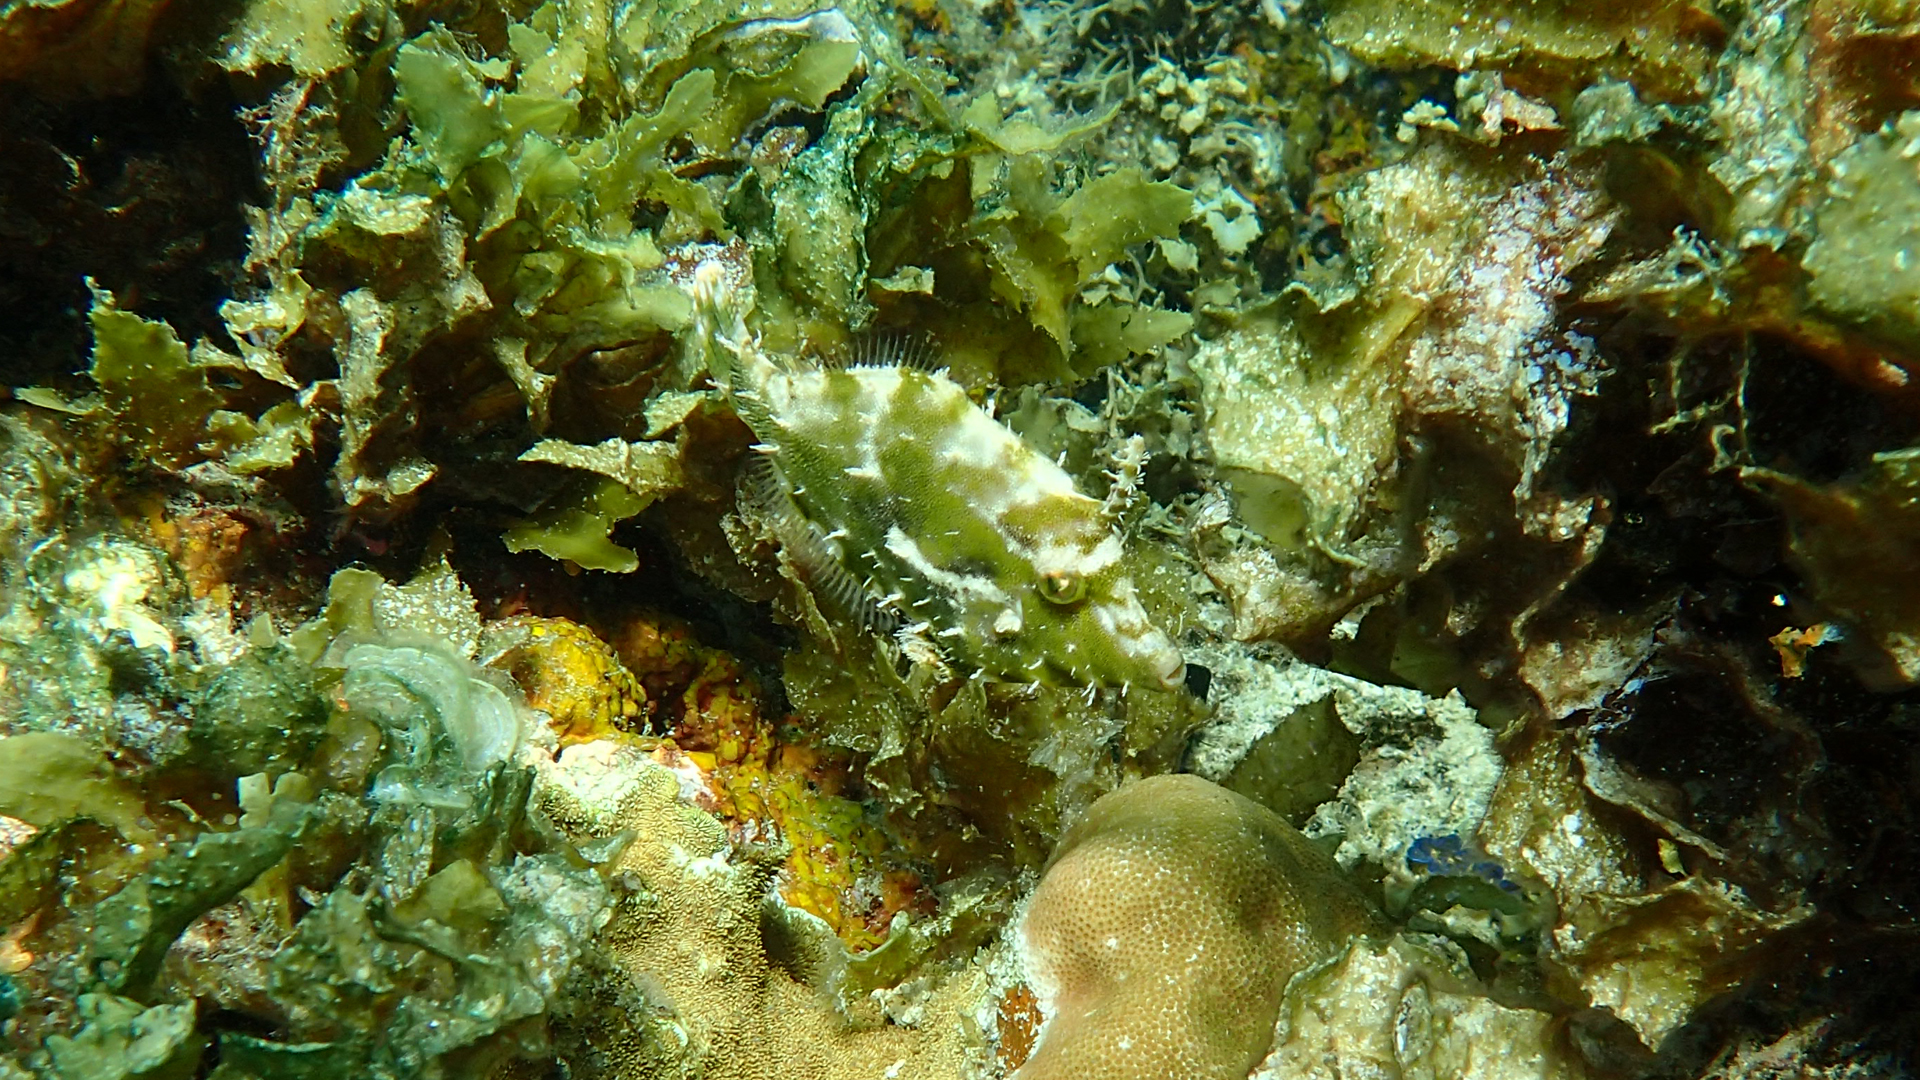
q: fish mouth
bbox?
[1154,654,1188,691]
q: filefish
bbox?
[691,264,1185,691]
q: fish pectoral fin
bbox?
[740,456,898,634]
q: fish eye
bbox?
[1037,572,1085,605]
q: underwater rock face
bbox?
[1014,775,1378,1080]
[1256,936,1583,1080]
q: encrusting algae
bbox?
[484,615,649,744]
[535,743,986,1080]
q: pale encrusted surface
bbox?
[537,742,991,1080]
[1256,937,1583,1080]
[1303,684,1500,870]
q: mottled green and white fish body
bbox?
[693,268,1184,691]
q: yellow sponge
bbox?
[1015,774,1379,1079]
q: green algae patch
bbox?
[780,626,1202,871]
[388,857,507,932]
[44,993,202,1080]
[87,287,223,471]
[208,400,315,475]
[503,476,652,573]
[840,883,1007,1000]
[1070,301,1193,369]
[192,645,330,778]
[519,436,684,498]
[217,0,372,78]
[396,32,511,182]
[1323,0,1720,101]
[1058,169,1193,282]
[232,813,611,1080]
[74,285,319,478]
[155,576,612,1079]
[679,10,866,159]
[1189,313,1400,555]
[289,562,486,662]
[975,162,1193,372]
[961,94,1121,156]
[91,803,311,997]
[0,821,91,931]
[501,438,686,570]
[0,733,153,841]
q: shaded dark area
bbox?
[1679,922,1920,1075]
[0,74,259,388]
[1554,327,1920,1073]
[1331,298,1920,1075]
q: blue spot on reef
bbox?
[1406,834,1521,893]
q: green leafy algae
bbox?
[762,71,885,335]
[1323,0,1719,101]
[1071,303,1195,371]
[517,437,683,501]
[678,11,866,159]
[217,0,373,78]
[0,819,131,934]
[333,639,525,798]
[91,800,311,997]
[1058,169,1193,282]
[974,161,1194,371]
[500,437,685,571]
[24,0,1914,1072]
[960,94,1121,157]
[206,399,315,475]
[395,32,510,182]
[503,476,651,573]
[85,286,223,471]
[29,566,618,1080]
[0,733,153,841]
[192,644,330,777]
[43,994,202,1080]
[290,562,486,662]
[780,628,1202,869]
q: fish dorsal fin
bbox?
[1101,433,1149,521]
[739,454,900,635]
[827,333,945,374]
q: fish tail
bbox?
[687,259,777,397]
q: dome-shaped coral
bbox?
[1015,774,1379,1080]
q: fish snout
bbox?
[1153,648,1187,691]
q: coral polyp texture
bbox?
[3,0,1920,1074]
[1013,775,1379,1080]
